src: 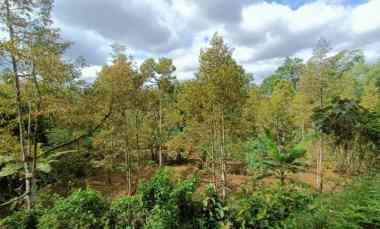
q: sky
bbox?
[52,0,380,83]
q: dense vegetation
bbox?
[1,0,380,228]
[2,170,380,228]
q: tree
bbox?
[154,58,176,167]
[244,132,307,186]
[260,57,304,95]
[0,0,77,209]
[139,57,176,167]
[312,97,380,173]
[258,80,296,146]
[196,33,250,199]
[311,38,331,192]
[92,48,139,191]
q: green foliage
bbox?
[312,97,380,171]
[260,74,282,95]
[137,169,198,228]
[197,185,229,229]
[48,151,91,189]
[107,195,145,229]
[243,133,307,185]
[0,163,23,177]
[230,185,315,228]
[144,205,178,229]
[0,209,40,229]
[260,57,304,95]
[3,169,380,229]
[38,189,107,229]
[284,175,380,229]
[138,169,174,209]
[312,97,378,145]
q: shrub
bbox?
[0,209,40,229]
[38,189,107,229]
[137,168,198,228]
[144,204,178,229]
[284,175,380,228]
[170,177,198,222]
[138,169,174,210]
[196,185,229,229]
[230,185,315,228]
[107,195,145,229]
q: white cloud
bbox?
[81,65,102,82]
[245,58,284,83]
[352,0,380,34]
[52,0,380,82]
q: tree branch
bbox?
[38,104,113,158]
[0,192,28,208]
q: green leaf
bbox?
[0,163,23,177]
[0,155,15,165]
[36,162,52,173]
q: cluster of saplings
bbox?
[2,169,380,229]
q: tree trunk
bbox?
[158,92,163,167]
[211,114,216,188]
[125,110,132,195]
[5,0,32,210]
[128,167,132,195]
[135,112,140,166]
[316,62,324,193]
[317,138,324,192]
[31,63,41,205]
[220,111,226,200]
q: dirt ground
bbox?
[84,159,349,200]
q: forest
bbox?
[1,0,380,228]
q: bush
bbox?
[0,209,40,229]
[38,189,107,229]
[284,175,380,228]
[107,195,145,229]
[230,185,315,228]
[8,170,380,229]
[145,204,178,229]
[196,185,229,229]
[137,168,198,228]
[138,169,174,210]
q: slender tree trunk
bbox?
[318,137,324,192]
[316,63,324,193]
[279,170,286,186]
[31,62,41,205]
[135,112,140,166]
[211,124,215,186]
[27,102,36,204]
[125,110,132,195]
[158,92,163,167]
[211,113,216,188]
[128,167,132,195]
[220,111,226,200]
[108,127,114,185]
[5,0,32,210]
[301,118,305,140]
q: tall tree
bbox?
[312,38,331,192]
[0,0,67,209]
[197,34,249,199]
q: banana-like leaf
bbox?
[0,163,23,177]
[0,155,15,165]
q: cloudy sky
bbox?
[52,0,380,83]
